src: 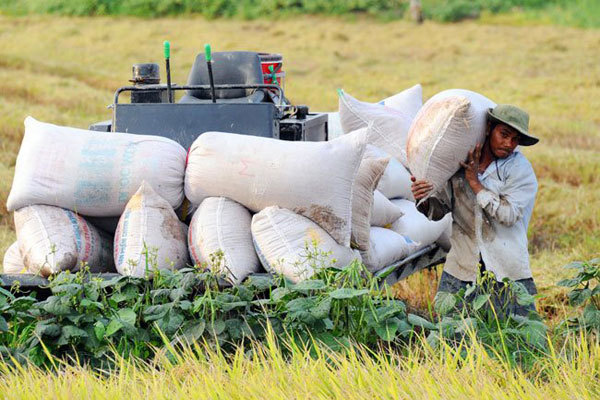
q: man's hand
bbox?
[460,144,484,194]
[410,176,433,201]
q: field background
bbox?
[0,12,598,325]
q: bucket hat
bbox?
[487,104,539,146]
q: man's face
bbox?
[489,123,520,159]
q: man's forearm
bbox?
[467,178,484,195]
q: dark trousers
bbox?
[437,262,538,317]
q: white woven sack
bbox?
[371,190,404,227]
[406,89,496,198]
[365,145,414,200]
[251,206,361,283]
[188,197,261,285]
[114,182,189,277]
[14,205,114,277]
[185,131,367,247]
[380,84,423,117]
[7,116,186,216]
[351,153,389,251]
[2,242,26,274]
[390,199,452,249]
[436,216,453,251]
[326,112,344,140]
[338,87,421,166]
[361,227,420,273]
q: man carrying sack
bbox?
[411,104,540,315]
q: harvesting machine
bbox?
[1,44,446,293]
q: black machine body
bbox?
[89,51,328,149]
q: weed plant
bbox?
[558,257,600,335]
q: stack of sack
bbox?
[4,117,189,278]
[334,84,458,273]
[3,84,496,284]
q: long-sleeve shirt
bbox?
[418,150,538,282]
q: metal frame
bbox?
[113,84,285,107]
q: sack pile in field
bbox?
[184,130,370,247]
[4,84,495,281]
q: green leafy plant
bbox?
[429,271,547,367]
[1,242,420,367]
[558,257,600,335]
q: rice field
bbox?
[0,14,598,397]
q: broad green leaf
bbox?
[111,293,127,303]
[286,297,317,312]
[0,317,7,332]
[564,261,585,270]
[569,288,592,306]
[397,319,413,338]
[225,318,244,340]
[329,288,369,300]
[94,321,105,341]
[118,308,137,326]
[375,318,399,341]
[41,297,71,316]
[434,292,457,315]
[221,301,248,312]
[518,321,547,348]
[512,282,535,306]
[169,288,188,301]
[311,297,332,320]
[426,332,440,349]
[208,320,226,336]
[162,313,184,335]
[143,304,172,322]
[84,285,100,301]
[180,320,206,342]
[62,325,88,340]
[106,319,123,336]
[35,322,61,337]
[314,332,348,351]
[454,317,478,334]
[472,294,490,311]
[246,275,274,291]
[250,299,272,306]
[557,278,582,288]
[292,280,326,292]
[51,283,82,295]
[583,304,600,328]
[407,313,437,331]
[271,287,292,302]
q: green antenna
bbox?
[204,43,212,62]
[164,40,170,59]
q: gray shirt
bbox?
[419,150,538,282]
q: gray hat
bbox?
[488,104,539,146]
